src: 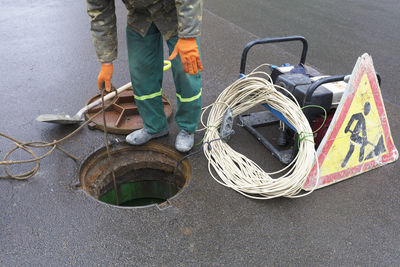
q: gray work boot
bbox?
[175,130,194,153]
[126,128,168,145]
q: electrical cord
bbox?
[172,136,224,180]
[0,90,119,180]
[100,88,119,205]
[200,65,320,199]
[1,61,172,181]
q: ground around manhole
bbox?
[0,1,399,266]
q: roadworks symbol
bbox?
[303,53,398,191]
[340,101,385,168]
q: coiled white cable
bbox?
[201,65,319,199]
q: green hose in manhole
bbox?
[78,141,191,208]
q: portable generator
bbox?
[237,36,381,164]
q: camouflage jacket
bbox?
[87,0,203,62]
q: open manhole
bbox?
[79,142,191,208]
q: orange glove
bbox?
[169,38,203,75]
[97,63,113,92]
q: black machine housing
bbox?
[237,36,380,164]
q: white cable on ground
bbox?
[201,65,319,199]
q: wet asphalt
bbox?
[0,0,399,265]
[205,0,400,105]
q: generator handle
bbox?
[303,75,347,106]
[304,73,382,106]
[240,36,308,75]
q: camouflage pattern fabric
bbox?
[87,0,203,62]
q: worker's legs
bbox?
[166,36,202,134]
[126,24,168,134]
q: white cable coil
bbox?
[201,66,319,199]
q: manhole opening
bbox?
[79,142,191,208]
[99,168,185,207]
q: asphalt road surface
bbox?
[205,0,400,105]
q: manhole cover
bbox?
[86,89,173,134]
[79,142,191,208]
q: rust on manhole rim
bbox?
[78,141,191,208]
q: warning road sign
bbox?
[304,53,398,190]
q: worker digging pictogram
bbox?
[341,101,385,168]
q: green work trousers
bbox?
[126,24,202,134]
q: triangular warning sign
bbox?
[303,53,398,190]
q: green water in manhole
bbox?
[99,179,180,207]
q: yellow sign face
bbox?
[320,73,387,176]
